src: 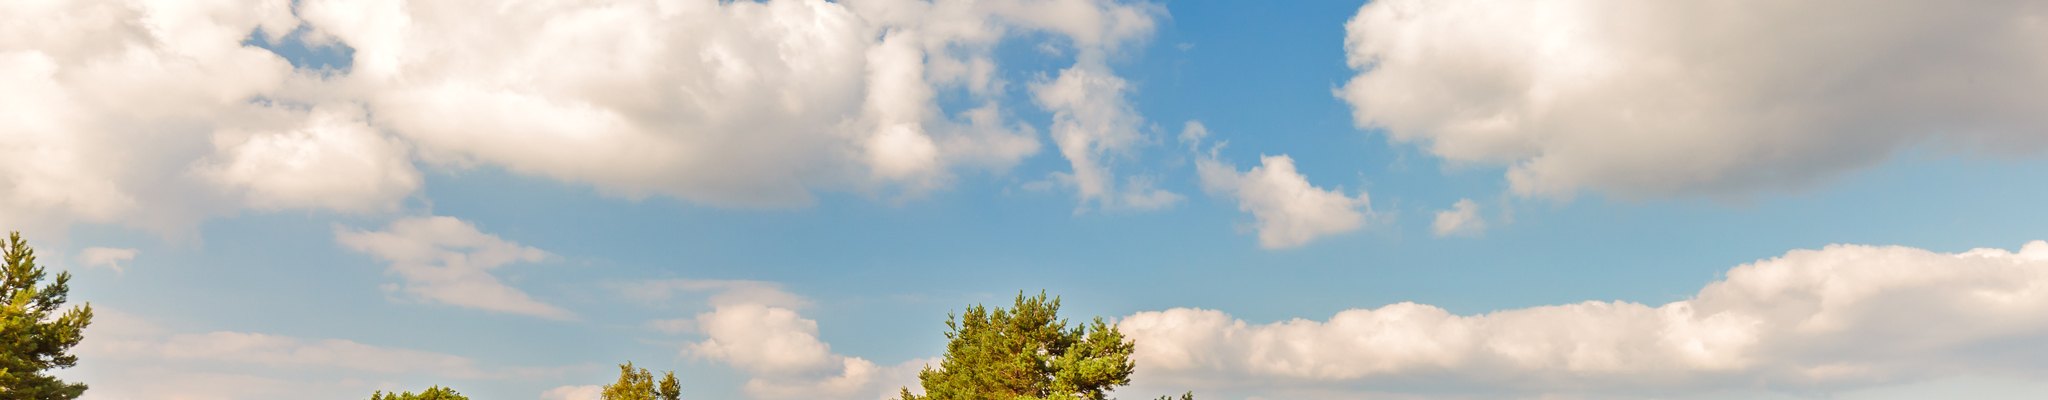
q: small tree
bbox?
[0,232,94,400]
[366,386,469,400]
[601,361,680,400]
[898,291,1191,400]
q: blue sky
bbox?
[13,0,2048,399]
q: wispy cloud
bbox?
[336,216,569,319]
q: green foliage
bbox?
[0,232,93,400]
[601,361,680,400]
[365,386,469,400]
[898,291,1190,400]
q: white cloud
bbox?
[1198,154,1370,249]
[79,247,139,275]
[0,0,314,237]
[335,216,569,319]
[541,385,602,400]
[292,0,1160,208]
[1176,121,1209,152]
[1121,240,2048,397]
[1035,64,1181,211]
[1431,198,1485,237]
[1339,0,2048,199]
[3,0,1166,237]
[198,105,420,213]
[662,281,930,400]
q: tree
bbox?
[366,386,469,400]
[0,232,94,400]
[601,361,680,400]
[898,291,1191,400]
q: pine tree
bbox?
[365,386,469,400]
[601,361,680,400]
[897,291,1191,400]
[0,232,93,400]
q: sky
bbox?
[8,0,2048,399]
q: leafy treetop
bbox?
[0,232,94,400]
[366,386,469,400]
[601,361,680,400]
[898,291,1191,400]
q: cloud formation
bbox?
[0,0,337,237]
[1431,199,1484,237]
[1,0,1167,236]
[1121,241,2048,397]
[648,280,928,400]
[336,216,569,319]
[1198,153,1371,249]
[1339,0,2048,199]
[198,105,420,213]
[1036,65,1181,211]
[78,247,139,275]
[295,0,1163,207]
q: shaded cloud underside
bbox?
[1340,0,2048,199]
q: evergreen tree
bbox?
[601,361,680,400]
[898,291,1191,400]
[365,386,469,400]
[0,232,93,400]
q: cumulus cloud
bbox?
[0,0,324,236]
[294,0,1161,208]
[78,247,139,275]
[1431,198,1485,237]
[1339,0,2048,199]
[1121,241,2048,397]
[3,0,1168,237]
[645,280,929,399]
[198,105,420,213]
[1198,153,1371,249]
[335,216,569,319]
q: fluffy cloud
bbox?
[1036,64,1182,211]
[335,216,569,319]
[1198,153,1371,249]
[1431,198,1484,237]
[1121,241,2048,397]
[294,0,1161,208]
[3,0,1167,237]
[0,0,324,236]
[78,247,139,275]
[198,105,420,213]
[1339,0,2048,199]
[650,280,929,399]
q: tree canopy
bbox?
[0,232,94,400]
[898,291,1190,400]
[601,361,680,400]
[366,386,469,400]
